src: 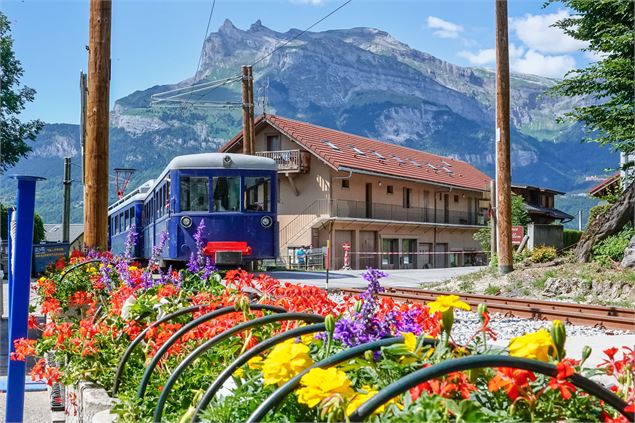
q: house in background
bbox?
[589,172,621,199]
[221,114,492,270]
[43,223,84,250]
[511,184,574,224]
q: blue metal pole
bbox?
[7,207,13,322]
[6,175,44,423]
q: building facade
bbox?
[511,185,574,224]
[221,114,492,270]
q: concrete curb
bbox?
[64,382,116,423]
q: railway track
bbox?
[338,287,635,331]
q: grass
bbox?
[532,269,556,290]
[484,284,501,295]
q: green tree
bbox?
[0,203,45,243]
[0,12,43,172]
[549,0,634,161]
[474,194,531,251]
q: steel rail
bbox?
[348,355,634,422]
[191,323,326,422]
[339,288,635,331]
[153,313,325,422]
[247,336,439,423]
[136,304,287,398]
[111,303,212,395]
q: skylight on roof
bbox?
[410,160,422,168]
[322,139,340,151]
[351,146,365,156]
[441,160,452,167]
[392,155,405,164]
[371,150,385,159]
[442,166,454,174]
[427,163,438,170]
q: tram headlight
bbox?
[180,216,193,228]
[260,215,273,228]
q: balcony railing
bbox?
[256,150,310,173]
[328,199,486,226]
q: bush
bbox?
[473,227,491,252]
[531,246,557,263]
[592,224,635,265]
[588,203,611,225]
[563,229,583,248]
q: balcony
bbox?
[256,150,310,173]
[328,199,486,226]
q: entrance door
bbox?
[418,242,432,269]
[443,194,450,223]
[401,239,417,269]
[365,183,373,218]
[381,238,398,269]
[359,231,377,269]
[334,230,353,270]
[434,243,448,268]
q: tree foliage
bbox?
[549,0,634,162]
[0,12,43,173]
[0,203,46,243]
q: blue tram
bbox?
[108,180,153,257]
[108,153,278,266]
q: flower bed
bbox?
[13,231,635,422]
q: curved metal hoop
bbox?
[136,303,287,398]
[153,313,325,422]
[190,323,326,422]
[247,336,438,423]
[58,258,103,282]
[348,355,635,422]
[111,303,212,395]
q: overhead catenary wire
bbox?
[194,0,217,82]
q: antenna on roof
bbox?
[114,168,136,199]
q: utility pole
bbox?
[578,209,583,231]
[79,71,87,184]
[489,180,497,260]
[247,66,255,154]
[241,65,255,155]
[84,0,111,250]
[62,158,72,243]
[495,0,513,274]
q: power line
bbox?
[250,0,353,68]
[194,0,217,82]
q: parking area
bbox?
[265,266,483,289]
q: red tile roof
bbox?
[589,172,620,197]
[221,114,492,192]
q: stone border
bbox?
[63,382,116,423]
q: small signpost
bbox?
[511,226,524,245]
[342,242,351,270]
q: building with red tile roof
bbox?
[221,114,492,269]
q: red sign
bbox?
[342,243,351,251]
[512,226,524,245]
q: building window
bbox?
[181,176,209,212]
[386,185,394,194]
[341,179,350,189]
[266,135,281,151]
[454,195,460,203]
[212,176,240,212]
[244,176,271,212]
[403,187,412,208]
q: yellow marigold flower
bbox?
[427,295,471,314]
[508,328,555,362]
[128,266,138,271]
[301,333,315,345]
[297,367,354,408]
[247,356,263,370]
[234,367,244,378]
[345,386,401,416]
[262,340,313,386]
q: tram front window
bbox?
[180,177,209,212]
[244,176,271,212]
[212,176,240,212]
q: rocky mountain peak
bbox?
[219,18,239,34]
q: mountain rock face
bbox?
[2,20,615,223]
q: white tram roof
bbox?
[108,179,154,215]
[152,153,277,188]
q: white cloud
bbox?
[426,16,463,39]
[511,50,576,78]
[511,10,588,54]
[458,43,524,66]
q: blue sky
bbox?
[3,0,593,124]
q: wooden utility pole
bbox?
[84,0,111,250]
[241,65,253,155]
[247,66,255,154]
[495,0,513,274]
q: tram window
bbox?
[244,177,271,212]
[212,176,240,212]
[119,212,124,233]
[130,208,135,227]
[181,177,209,212]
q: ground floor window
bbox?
[401,239,417,269]
[381,238,399,269]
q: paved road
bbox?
[265,267,483,289]
[0,391,51,423]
